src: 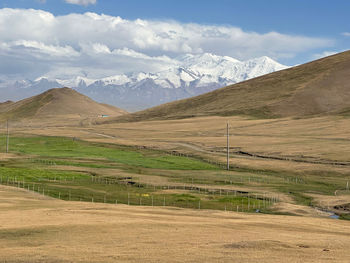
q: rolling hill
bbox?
[0,87,127,120]
[0,100,14,113]
[103,50,350,122]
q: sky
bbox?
[0,0,349,80]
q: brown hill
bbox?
[0,101,14,113]
[0,87,127,120]
[104,50,350,123]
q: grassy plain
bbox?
[0,114,350,262]
[0,135,270,212]
[0,185,350,263]
[1,115,350,218]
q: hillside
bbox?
[0,87,127,120]
[104,50,350,122]
[0,100,14,113]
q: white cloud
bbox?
[0,8,334,80]
[9,40,79,57]
[312,50,340,60]
[65,0,97,6]
[342,32,350,37]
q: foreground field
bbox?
[0,185,349,263]
[0,114,350,262]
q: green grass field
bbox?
[8,136,218,170]
[0,135,348,217]
[0,135,269,212]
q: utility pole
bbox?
[6,120,9,153]
[227,122,229,171]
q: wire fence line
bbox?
[0,174,280,213]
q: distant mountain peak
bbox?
[2,53,289,111]
[36,53,287,91]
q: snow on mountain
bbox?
[55,76,97,88]
[101,75,130,85]
[51,52,287,90]
[178,53,286,86]
[1,53,289,111]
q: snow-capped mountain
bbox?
[0,53,288,111]
[55,53,286,89]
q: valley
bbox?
[0,51,350,262]
[2,114,349,220]
[2,2,350,262]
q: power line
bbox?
[227,122,229,171]
[6,120,9,153]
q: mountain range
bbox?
[105,50,350,122]
[0,53,287,111]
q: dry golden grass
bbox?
[0,110,349,262]
[0,185,350,263]
[0,87,127,121]
[307,194,350,208]
[14,115,350,164]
